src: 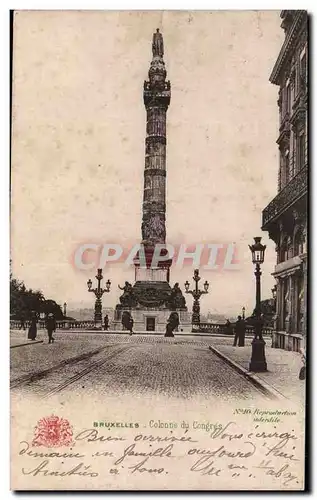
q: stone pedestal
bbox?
[114,277,190,333]
[113,307,191,333]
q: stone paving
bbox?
[10,331,267,402]
[10,330,303,403]
[210,339,305,405]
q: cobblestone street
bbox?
[10,331,268,402]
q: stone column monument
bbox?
[114,29,190,333]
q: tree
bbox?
[10,271,63,320]
[42,300,63,320]
[10,278,26,318]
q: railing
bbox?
[56,320,97,330]
[272,331,303,352]
[10,320,273,336]
[262,164,308,229]
[10,320,45,329]
[192,322,273,336]
[10,320,97,330]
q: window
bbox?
[286,236,293,260]
[296,132,305,171]
[280,237,288,263]
[300,49,307,90]
[285,80,291,114]
[283,149,290,185]
[294,229,304,256]
[281,81,291,118]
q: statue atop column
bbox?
[152,28,164,57]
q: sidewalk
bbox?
[209,338,305,404]
[10,329,46,347]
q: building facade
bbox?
[262,11,308,352]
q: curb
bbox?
[10,340,43,349]
[208,345,287,401]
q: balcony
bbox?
[262,164,307,229]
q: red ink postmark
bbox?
[32,415,73,447]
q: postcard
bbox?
[10,10,307,490]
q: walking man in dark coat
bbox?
[233,315,246,347]
[46,313,56,344]
[128,317,134,336]
[103,314,109,331]
[165,312,179,338]
[122,311,134,335]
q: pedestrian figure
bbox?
[165,312,179,338]
[46,313,56,344]
[128,317,134,336]
[20,314,26,330]
[27,312,37,341]
[233,315,246,347]
[103,314,109,331]
[122,311,134,335]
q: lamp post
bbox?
[87,269,111,329]
[248,237,267,372]
[242,306,246,320]
[185,269,209,325]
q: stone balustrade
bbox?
[10,319,96,330]
[192,322,273,336]
[10,319,273,335]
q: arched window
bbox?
[280,237,288,263]
[279,235,293,262]
[286,236,293,259]
[294,228,304,256]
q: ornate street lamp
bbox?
[87,269,111,329]
[248,237,267,372]
[184,269,209,325]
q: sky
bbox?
[11,10,284,316]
